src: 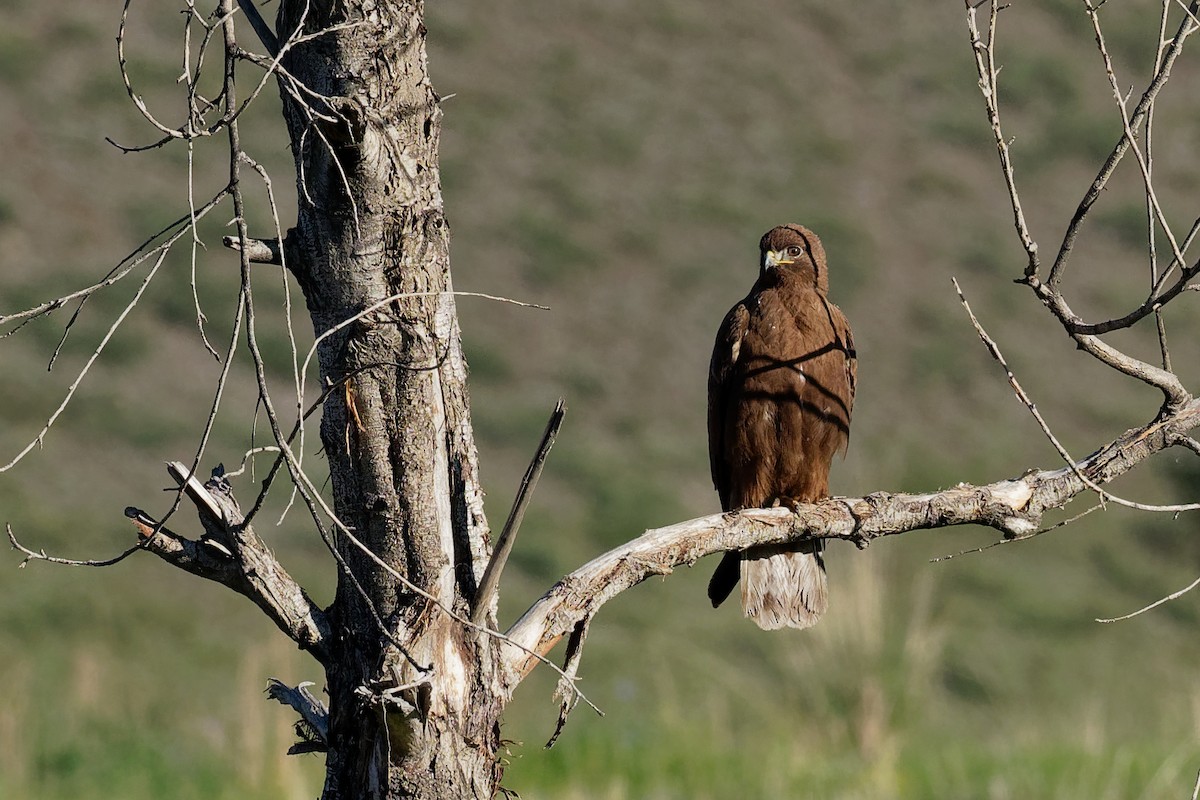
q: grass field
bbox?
[3,1,1200,797]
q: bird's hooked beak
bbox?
[763,249,795,270]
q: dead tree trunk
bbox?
[274,2,501,796]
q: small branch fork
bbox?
[964,0,1199,412]
[128,462,332,665]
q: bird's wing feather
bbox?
[708,301,750,510]
[832,300,856,430]
[816,295,856,452]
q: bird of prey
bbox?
[707,224,856,630]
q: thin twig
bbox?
[929,502,1103,563]
[221,446,282,477]
[1148,1,1170,372]
[241,153,300,490]
[0,190,227,328]
[0,246,173,474]
[7,523,142,568]
[1084,1,1186,269]
[1047,0,1199,287]
[965,0,1040,277]
[1096,574,1200,623]
[186,141,220,360]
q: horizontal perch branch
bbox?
[501,397,1200,687]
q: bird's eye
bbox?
[786,245,803,257]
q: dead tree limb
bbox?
[501,397,1200,686]
[131,463,332,665]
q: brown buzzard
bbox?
[707,224,856,630]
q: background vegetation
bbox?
[2,1,1200,797]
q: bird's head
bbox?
[758,224,829,292]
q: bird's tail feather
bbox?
[739,541,828,630]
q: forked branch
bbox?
[131,462,332,665]
[965,0,1195,410]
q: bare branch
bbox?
[134,464,332,664]
[1175,435,1200,458]
[929,502,1104,563]
[222,233,283,264]
[965,0,1040,276]
[1084,1,1185,269]
[1068,253,1200,334]
[186,143,220,360]
[7,523,142,569]
[0,246,172,474]
[1047,0,1200,287]
[117,0,199,141]
[0,190,227,330]
[266,679,329,754]
[1147,1,1171,372]
[545,617,594,748]
[236,0,280,55]
[502,398,1200,685]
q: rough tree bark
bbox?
[273,1,499,796]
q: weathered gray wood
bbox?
[273,1,497,796]
[134,465,332,665]
[266,678,329,754]
[501,400,1200,686]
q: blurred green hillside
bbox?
[2,1,1200,798]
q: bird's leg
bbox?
[773,495,802,512]
[773,496,824,556]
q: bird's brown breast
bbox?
[711,277,855,510]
